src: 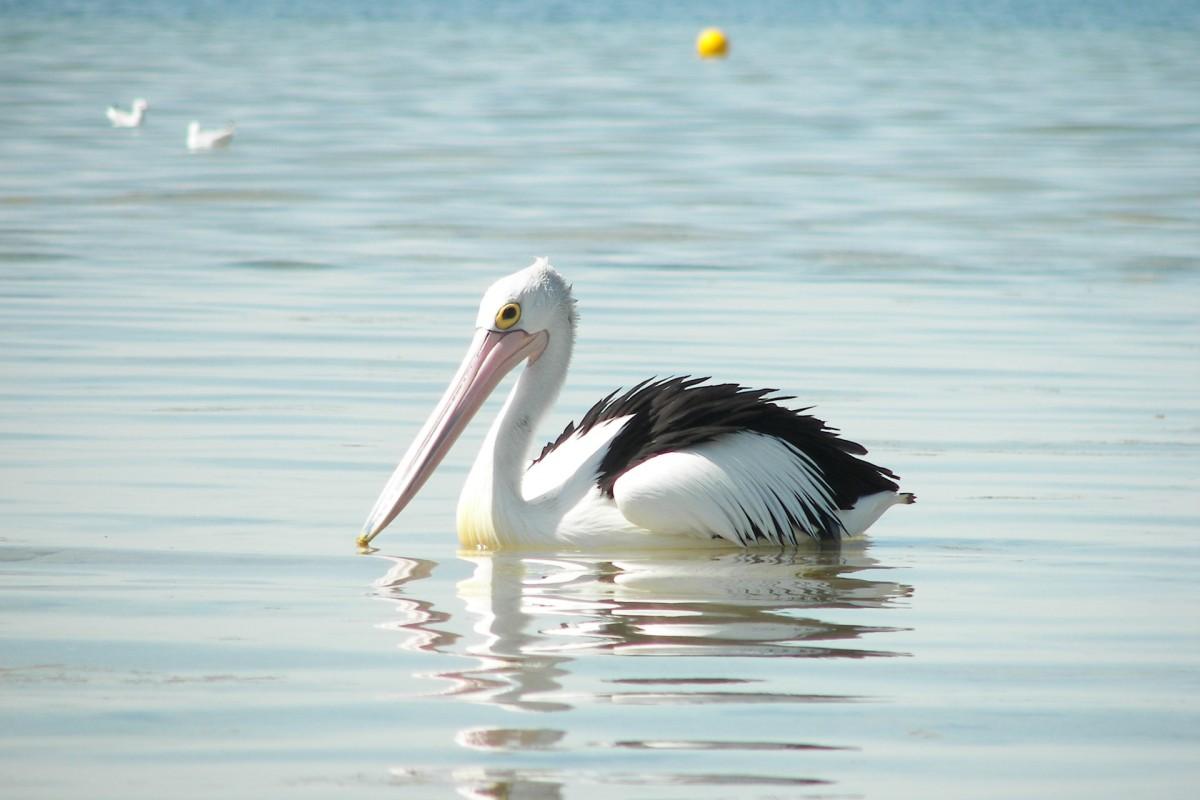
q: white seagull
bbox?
[186,120,234,150]
[106,98,149,128]
[359,259,914,551]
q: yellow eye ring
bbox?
[495,302,521,330]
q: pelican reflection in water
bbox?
[372,547,912,794]
[373,546,911,703]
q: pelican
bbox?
[106,98,149,128]
[186,120,234,150]
[360,258,914,551]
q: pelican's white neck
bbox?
[458,319,574,548]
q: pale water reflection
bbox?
[387,764,830,799]
[371,547,911,794]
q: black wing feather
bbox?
[534,376,898,511]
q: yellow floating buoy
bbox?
[696,27,729,59]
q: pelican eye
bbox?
[495,302,522,330]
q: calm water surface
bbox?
[1,3,1199,798]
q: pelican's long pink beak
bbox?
[358,327,547,548]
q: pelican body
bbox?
[106,98,148,128]
[360,259,913,550]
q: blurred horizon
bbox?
[3,0,1200,27]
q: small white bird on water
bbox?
[359,258,914,551]
[187,120,234,150]
[106,98,149,128]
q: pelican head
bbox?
[133,98,149,111]
[358,258,576,547]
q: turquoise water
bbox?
[2,4,1199,798]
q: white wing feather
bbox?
[522,416,631,501]
[612,431,841,545]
